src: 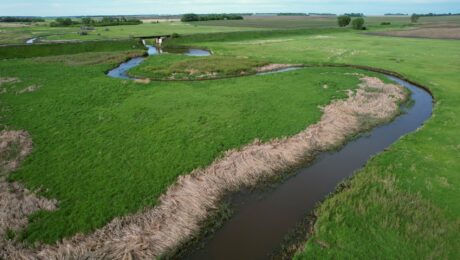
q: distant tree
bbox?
[181,13,200,22]
[411,13,420,23]
[337,15,351,27]
[352,17,365,29]
[51,17,74,27]
[344,13,364,17]
[81,17,94,25]
[0,17,45,23]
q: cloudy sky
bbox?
[1,0,459,16]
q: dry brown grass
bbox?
[0,23,30,28]
[17,85,41,94]
[133,78,151,84]
[0,130,57,259]
[256,64,302,73]
[32,50,145,66]
[141,19,181,23]
[0,77,20,87]
[0,76,407,259]
[374,26,460,40]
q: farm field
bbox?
[1,14,459,259]
[192,14,460,29]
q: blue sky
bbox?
[1,0,459,16]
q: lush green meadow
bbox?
[1,16,459,258]
[128,54,268,80]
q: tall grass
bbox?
[0,40,144,59]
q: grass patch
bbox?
[164,28,346,46]
[128,54,268,80]
[294,171,460,259]
[31,50,145,66]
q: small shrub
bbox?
[171,33,180,38]
[381,22,391,25]
[337,15,351,27]
[352,18,365,30]
[411,14,420,23]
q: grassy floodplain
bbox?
[0,40,376,243]
[0,16,459,258]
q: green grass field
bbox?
[1,16,459,258]
[127,54,268,80]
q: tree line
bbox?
[343,13,364,17]
[415,13,460,17]
[50,17,142,27]
[181,14,244,22]
[0,17,45,23]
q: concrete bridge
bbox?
[136,35,171,45]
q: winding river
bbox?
[107,43,211,79]
[106,44,433,259]
[186,75,433,259]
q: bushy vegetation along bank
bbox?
[0,39,144,59]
